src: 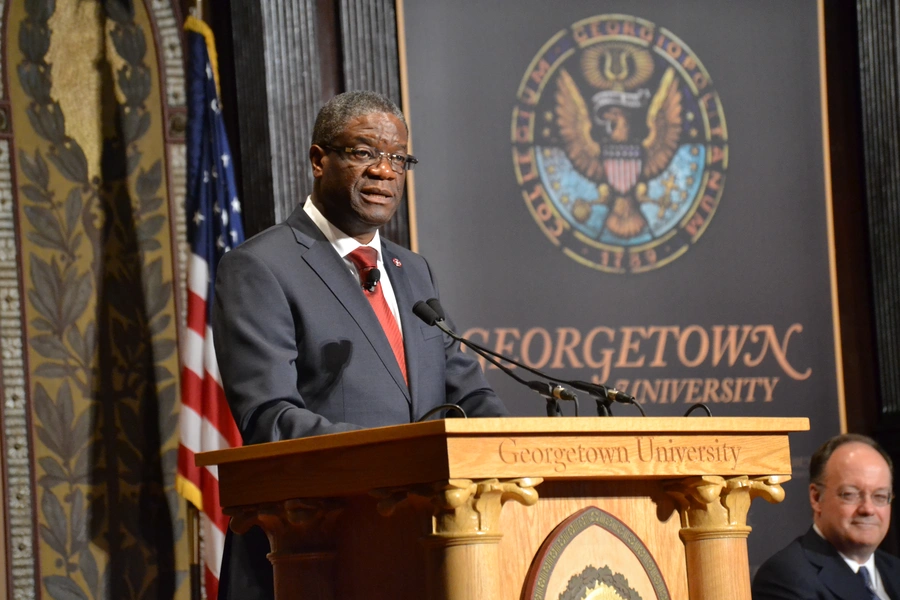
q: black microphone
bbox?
[566,379,644,417]
[412,301,578,416]
[412,301,441,326]
[567,380,638,407]
[426,297,445,320]
[420,298,640,416]
[526,380,578,401]
[363,267,380,292]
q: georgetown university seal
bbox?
[512,15,727,273]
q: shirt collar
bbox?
[812,524,878,573]
[303,196,382,261]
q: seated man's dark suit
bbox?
[752,527,900,599]
[212,204,508,598]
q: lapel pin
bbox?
[393,258,402,267]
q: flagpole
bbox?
[185,5,205,599]
[187,501,201,600]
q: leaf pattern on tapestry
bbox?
[17,0,186,598]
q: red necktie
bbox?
[346,247,408,384]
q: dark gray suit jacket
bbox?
[752,527,900,600]
[212,205,508,598]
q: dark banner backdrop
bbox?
[400,0,842,570]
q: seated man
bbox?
[752,433,899,599]
[212,90,509,599]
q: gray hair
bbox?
[311,91,406,146]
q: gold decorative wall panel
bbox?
[4,0,189,597]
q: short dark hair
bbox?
[311,91,406,147]
[809,433,893,485]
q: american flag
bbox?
[177,15,244,599]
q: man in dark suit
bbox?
[752,434,899,599]
[211,90,508,599]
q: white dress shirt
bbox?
[813,524,891,599]
[303,197,403,333]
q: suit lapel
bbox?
[382,244,418,411]
[288,208,410,402]
[801,528,872,600]
[817,562,867,600]
[875,552,900,599]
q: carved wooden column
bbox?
[665,475,788,600]
[377,477,542,600]
[228,498,343,600]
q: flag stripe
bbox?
[188,252,210,300]
[186,289,207,338]
[203,512,226,578]
[181,328,206,383]
[179,402,234,459]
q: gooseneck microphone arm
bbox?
[413,301,578,417]
[420,298,640,417]
[422,299,574,392]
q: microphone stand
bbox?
[413,301,577,416]
[418,299,638,417]
[546,397,562,417]
[596,399,611,417]
[457,335,573,416]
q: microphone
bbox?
[565,379,644,417]
[426,297,445,320]
[418,298,640,416]
[412,301,578,416]
[526,380,578,401]
[412,300,441,326]
[363,267,380,292]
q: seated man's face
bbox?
[810,442,892,562]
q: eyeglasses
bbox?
[815,485,894,507]
[322,145,418,174]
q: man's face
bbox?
[810,442,892,563]
[310,111,408,243]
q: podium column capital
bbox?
[664,474,789,600]
[426,477,543,537]
[664,474,789,538]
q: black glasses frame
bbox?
[322,145,418,174]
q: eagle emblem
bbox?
[513,15,728,273]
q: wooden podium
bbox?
[197,416,808,600]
